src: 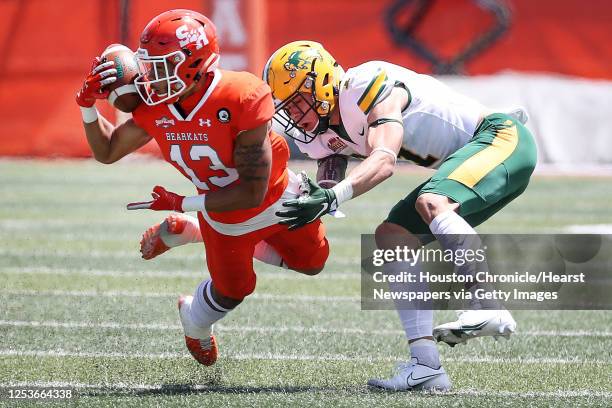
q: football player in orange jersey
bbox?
[75,9,329,367]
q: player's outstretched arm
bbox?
[275,88,408,229]
[341,86,408,198]
[76,57,151,164]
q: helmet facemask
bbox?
[272,62,334,144]
[135,49,187,106]
[265,41,344,143]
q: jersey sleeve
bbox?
[344,62,396,116]
[236,81,275,131]
[131,103,146,128]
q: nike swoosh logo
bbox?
[406,372,440,387]
[457,320,489,332]
[313,202,329,220]
[358,127,365,136]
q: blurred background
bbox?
[0,0,611,167]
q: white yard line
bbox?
[1,247,359,264]
[0,289,360,303]
[1,229,361,248]
[0,320,182,331]
[0,251,360,265]
[0,266,360,280]
[0,380,610,398]
[0,320,392,335]
[0,319,610,338]
[0,219,361,245]
[0,219,146,229]
[0,349,608,365]
[0,248,194,260]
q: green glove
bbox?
[276,177,338,230]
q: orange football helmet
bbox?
[134,9,220,106]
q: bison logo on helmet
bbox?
[176,25,209,50]
[284,50,319,72]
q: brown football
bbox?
[101,44,142,113]
[316,155,348,188]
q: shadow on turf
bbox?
[83,383,343,397]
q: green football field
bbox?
[0,159,610,407]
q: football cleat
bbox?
[367,359,452,392]
[433,309,517,347]
[140,213,189,260]
[178,295,218,366]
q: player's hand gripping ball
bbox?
[100,44,142,112]
[75,57,116,108]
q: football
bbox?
[100,44,141,113]
[316,155,348,188]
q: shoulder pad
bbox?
[342,62,394,115]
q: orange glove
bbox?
[127,186,185,212]
[75,57,117,107]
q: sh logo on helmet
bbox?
[176,25,209,50]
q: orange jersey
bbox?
[132,70,289,224]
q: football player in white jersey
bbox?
[262,41,537,391]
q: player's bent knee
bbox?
[289,237,329,275]
[415,194,439,219]
[415,193,458,224]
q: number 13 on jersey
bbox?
[170,144,238,190]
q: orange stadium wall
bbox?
[0,0,265,158]
[266,0,612,79]
[0,0,610,158]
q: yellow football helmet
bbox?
[263,40,344,143]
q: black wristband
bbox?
[368,118,404,128]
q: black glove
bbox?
[276,177,337,230]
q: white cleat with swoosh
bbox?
[367,359,452,392]
[433,309,517,347]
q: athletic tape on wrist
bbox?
[331,179,353,205]
[181,195,206,212]
[371,147,397,164]
[80,106,99,124]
